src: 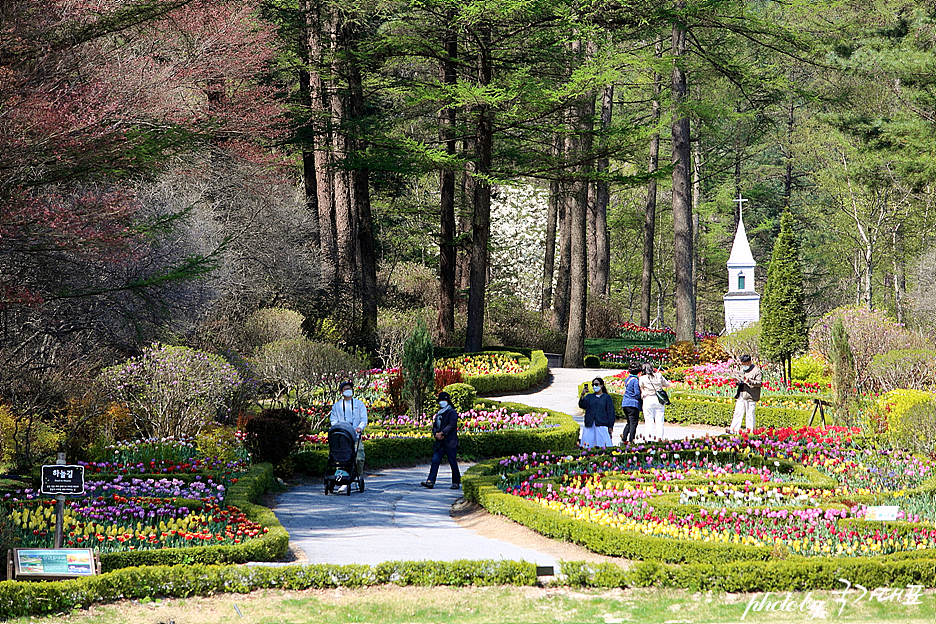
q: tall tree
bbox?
[759,210,807,385]
[641,34,664,328]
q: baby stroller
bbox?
[324,421,365,495]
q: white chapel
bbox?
[723,196,760,332]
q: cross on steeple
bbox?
[734,194,748,222]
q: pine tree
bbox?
[402,319,435,417]
[759,210,807,385]
[829,317,856,426]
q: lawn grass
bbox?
[8,585,934,624]
[585,338,671,355]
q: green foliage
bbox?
[97,343,244,439]
[809,307,929,391]
[667,341,697,367]
[251,339,368,410]
[719,322,761,361]
[441,383,476,412]
[873,388,934,443]
[791,353,831,385]
[759,210,807,374]
[241,307,306,351]
[402,319,434,416]
[0,404,63,473]
[461,350,549,395]
[583,355,601,368]
[867,348,936,393]
[890,400,936,458]
[195,425,247,462]
[243,409,306,471]
[830,318,858,426]
[0,560,537,619]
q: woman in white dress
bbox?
[639,363,670,441]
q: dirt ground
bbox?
[449,498,629,568]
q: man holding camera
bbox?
[729,354,762,434]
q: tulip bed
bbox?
[466,427,936,564]
[435,352,527,376]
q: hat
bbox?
[339,380,354,391]
[628,362,642,375]
[740,354,752,363]
[438,391,452,402]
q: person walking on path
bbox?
[620,363,643,444]
[729,354,762,433]
[330,381,368,477]
[639,363,670,441]
[578,377,615,448]
[421,391,460,489]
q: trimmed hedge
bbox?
[97,462,288,571]
[575,382,817,428]
[292,399,580,475]
[0,560,538,620]
[463,350,549,395]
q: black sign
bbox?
[40,465,85,496]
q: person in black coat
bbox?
[421,391,460,489]
[579,377,615,448]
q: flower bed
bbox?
[436,352,527,376]
[464,427,936,565]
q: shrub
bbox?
[385,372,408,416]
[891,399,936,457]
[585,296,624,339]
[719,322,761,361]
[867,348,936,394]
[402,320,434,417]
[434,368,463,393]
[243,409,306,470]
[809,307,930,391]
[196,425,246,462]
[0,404,63,473]
[442,383,476,413]
[251,339,368,409]
[583,355,601,368]
[97,343,244,439]
[696,336,727,364]
[376,307,434,369]
[241,308,305,350]
[872,389,933,438]
[483,297,566,353]
[791,352,831,385]
[668,341,697,367]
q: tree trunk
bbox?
[348,42,376,351]
[641,35,662,328]
[565,83,595,367]
[306,0,337,295]
[592,83,613,298]
[551,181,571,333]
[437,16,457,343]
[893,223,905,324]
[671,6,695,342]
[465,24,493,353]
[541,141,560,313]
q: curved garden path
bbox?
[270,367,720,567]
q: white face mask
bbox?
[342,389,353,398]
[592,385,601,393]
[439,400,447,408]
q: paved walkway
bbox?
[272,367,715,566]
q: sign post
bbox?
[40,453,85,548]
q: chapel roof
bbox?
[727,217,756,267]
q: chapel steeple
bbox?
[723,195,760,332]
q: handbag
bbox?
[649,374,670,405]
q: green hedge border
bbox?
[0,560,538,620]
[292,399,580,475]
[461,452,936,577]
[94,462,288,571]
[577,382,818,428]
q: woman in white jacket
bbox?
[639,363,670,441]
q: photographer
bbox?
[729,354,762,433]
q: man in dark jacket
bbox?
[421,391,460,489]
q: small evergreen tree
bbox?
[759,210,807,385]
[402,319,434,417]
[830,318,857,426]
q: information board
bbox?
[13,549,96,578]
[864,505,900,521]
[40,464,85,495]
